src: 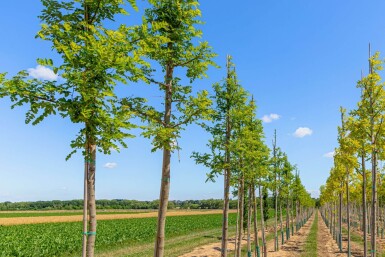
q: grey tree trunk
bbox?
[154,61,173,257]
[339,192,342,252]
[236,175,244,257]
[252,184,260,257]
[346,166,351,257]
[221,55,232,257]
[371,149,377,257]
[82,150,89,257]
[86,143,97,257]
[259,184,266,257]
[361,154,368,257]
[247,185,252,257]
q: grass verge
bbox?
[301,212,317,256]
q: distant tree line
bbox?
[0,199,248,211]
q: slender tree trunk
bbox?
[86,143,97,257]
[273,130,278,251]
[234,189,240,257]
[259,184,266,257]
[274,188,278,251]
[252,184,260,257]
[247,185,252,257]
[236,174,244,257]
[339,192,342,252]
[286,194,290,240]
[222,167,230,257]
[371,149,377,257]
[279,190,283,245]
[154,61,173,257]
[82,144,89,257]
[221,55,232,257]
[346,167,351,257]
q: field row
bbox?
[0,213,237,257]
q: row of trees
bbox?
[0,1,314,256]
[0,199,242,211]
[320,50,385,257]
[193,55,315,257]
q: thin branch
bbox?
[175,50,204,67]
[172,109,202,128]
[145,76,165,87]
[89,0,102,24]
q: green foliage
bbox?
[130,0,216,152]
[3,0,145,158]
[0,214,236,256]
[192,56,250,182]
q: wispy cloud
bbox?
[293,127,313,138]
[104,162,117,169]
[323,151,335,158]
[261,113,281,123]
[28,65,58,81]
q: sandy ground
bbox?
[178,234,243,257]
[0,209,234,226]
[317,212,346,257]
[266,213,315,257]
[179,219,286,257]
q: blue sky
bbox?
[1,1,385,202]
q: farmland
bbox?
[0,213,237,257]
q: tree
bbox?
[354,52,385,256]
[192,55,248,257]
[131,1,215,256]
[2,1,143,256]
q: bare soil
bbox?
[266,213,315,257]
[317,212,346,257]
[0,209,233,226]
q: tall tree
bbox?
[354,52,385,256]
[132,1,215,256]
[2,1,143,256]
[192,55,248,257]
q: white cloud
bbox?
[261,113,281,123]
[293,127,313,138]
[323,151,335,158]
[308,190,320,198]
[28,65,58,81]
[104,162,117,169]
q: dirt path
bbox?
[179,219,275,257]
[179,216,309,257]
[317,212,346,257]
[0,210,234,226]
[266,213,315,257]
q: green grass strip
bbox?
[301,213,318,257]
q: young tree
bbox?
[192,55,248,257]
[3,1,143,256]
[336,107,358,257]
[132,1,215,256]
[354,53,385,256]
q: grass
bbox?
[341,226,385,257]
[97,226,237,257]
[301,213,318,256]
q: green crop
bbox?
[0,213,236,257]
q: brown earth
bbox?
[179,217,294,257]
[0,209,235,226]
[317,212,346,257]
[266,213,315,257]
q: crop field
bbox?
[0,209,229,226]
[0,210,147,218]
[0,213,237,257]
